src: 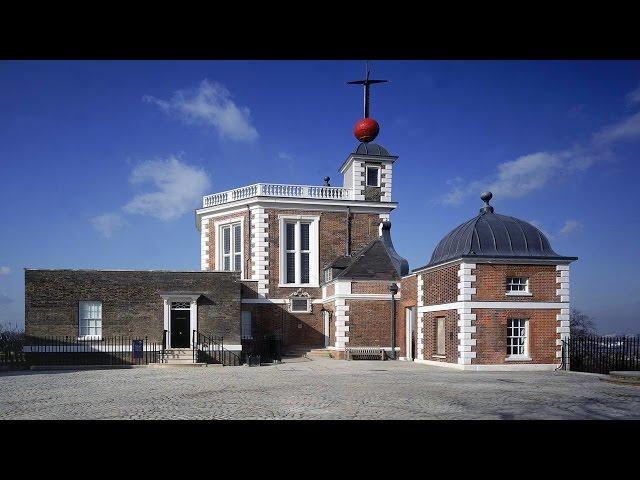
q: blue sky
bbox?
[1,60,639,334]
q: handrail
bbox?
[202,183,353,207]
[192,330,242,366]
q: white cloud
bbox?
[90,213,126,238]
[123,155,211,221]
[440,83,640,205]
[0,266,10,276]
[144,80,259,142]
[626,84,640,105]
[439,152,562,205]
[559,219,583,236]
[593,111,640,146]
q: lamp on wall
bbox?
[389,283,399,360]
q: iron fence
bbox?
[2,335,161,368]
[193,330,242,366]
[0,332,26,368]
[564,335,640,374]
[242,335,282,364]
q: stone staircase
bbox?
[283,345,332,360]
[152,348,212,368]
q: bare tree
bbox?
[570,308,597,337]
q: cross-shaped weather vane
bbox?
[347,61,389,143]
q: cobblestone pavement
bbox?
[1,360,640,419]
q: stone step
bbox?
[151,362,210,368]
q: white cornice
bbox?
[195,198,397,229]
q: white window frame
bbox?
[289,298,312,313]
[505,277,531,296]
[215,217,245,278]
[278,215,319,287]
[506,318,531,360]
[241,311,252,339]
[78,301,102,340]
[365,164,381,187]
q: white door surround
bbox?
[323,310,330,347]
[160,293,201,348]
[405,307,414,361]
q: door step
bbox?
[151,362,214,368]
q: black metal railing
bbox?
[564,335,640,374]
[0,331,26,368]
[241,335,282,365]
[192,330,242,366]
[16,335,161,367]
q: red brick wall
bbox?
[346,299,394,348]
[422,310,458,363]
[473,308,559,364]
[421,262,460,306]
[242,302,325,347]
[325,283,335,297]
[205,211,251,274]
[266,209,380,299]
[473,264,559,302]
[351,281,393,294]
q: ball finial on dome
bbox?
[353,118,380,143]
[480,191,494,214]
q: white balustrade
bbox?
[202,183,352,207]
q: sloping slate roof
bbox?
[332,222,409,281]
[419,193,577,270]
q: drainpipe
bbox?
[246,205,251,277]
[346,207,351,256]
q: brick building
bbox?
[24,77,577,369]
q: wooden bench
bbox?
[345,347,386,361]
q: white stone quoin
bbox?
[251,206,269,297]
[416,273,424,360]
[200,218,210,271]
[457,263,477,365]
[556,264,571,359]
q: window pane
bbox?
[286,223,295,251]
[286,253,296,283]
[234,254,242,272]
[367,167,378,186]
[300,223,310,251]
[233,224,241,253]
[224,256,230,271]
[223,227,230,254]
[301,252,310,284]
[241,312,252,339]
[291,299,308,311]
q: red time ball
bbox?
[353,118,380,143]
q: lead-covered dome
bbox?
[353,142,391,156]
[426,192,577,268]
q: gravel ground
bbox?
[1,359,639,420]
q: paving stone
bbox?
[1,360,639,420]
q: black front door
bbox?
[171,310,190,348]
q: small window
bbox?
[366,165,380,187]
[506,277,529,293]
[290,298,311,313]
[436,317,446,356]
[241,311,252,340]
[324,268,332,283]
[79,301,102,339]
[507,318,528,357]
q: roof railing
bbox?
[202,183,353,208]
